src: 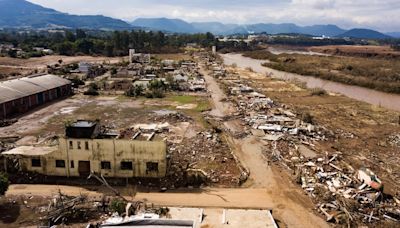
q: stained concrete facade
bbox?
[4,138,167,179]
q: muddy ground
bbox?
[0,92,242,189]
[0,55,128,80]
[230,66,400,196]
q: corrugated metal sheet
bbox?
[0,74,71,104]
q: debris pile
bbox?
[44,191,90,225]
[165,130,242,188]
[226,80,329,144]
[274,146,400,225]
[152,110,193,123]
[0,118,17,127]
[388,134,400,147]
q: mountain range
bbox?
[0,0,131,30]
[0,0,396,39]
[131,18,392,39]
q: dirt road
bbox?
[7,184,327,227]
[200,65,329,227]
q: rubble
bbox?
[165,130,243,188]
[388,134,400,147]
[214,65,400,226]
[277,148,400,226]
[0,118,18,127]
[45,191,89,225]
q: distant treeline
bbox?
[0,29,224,56]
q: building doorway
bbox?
[78,161,91,177]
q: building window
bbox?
[56,160,65,168]
[77,141,81,150]
[31,159,41,167]
[85,141,89,150]
[69,141,73,149]
[120,161,133,170]
[146,162,159,173]
[101,161,111,170]
[70,161,75,168]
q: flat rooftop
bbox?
[70,120,97,128]
[2,146,57,156]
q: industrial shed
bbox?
[0,74,71,120]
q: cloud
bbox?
[292,0,335,9]
[28,0,400,32]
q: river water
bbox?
[222,53,400,112]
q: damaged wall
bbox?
[18,138,167,178]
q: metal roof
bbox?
[0,74,71,104]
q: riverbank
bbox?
[242,49,400,94]
[222,53,400,112]
[221,61,400,196]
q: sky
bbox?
[28,0,400,32]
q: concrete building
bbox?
[2,120,167,179]
[0,74,71,120]
[129,49,151,64]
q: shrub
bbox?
[109,199,127,215]
[125,85,144,97]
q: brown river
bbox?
[222,53,400,112]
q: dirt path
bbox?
[200,65,329,227]
[7,184,327,227]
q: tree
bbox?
[0,172,9,196]
[56,41,75,55]
[76,29,87,40]
[65,30,76,42]
[76,39,94,55]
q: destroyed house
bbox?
[0,74,72,120]
[2,120,167,179]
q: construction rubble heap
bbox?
[217,68,400,226]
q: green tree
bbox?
[76,39,94,54]
[65,30,76,42]
[76,29,87,39]
[56,41,75,55]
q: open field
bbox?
[310,45,400,59]
[0,55,127,67]
[243,49,400,93]
[0,55,128,79]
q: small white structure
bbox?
[212,46,217,54]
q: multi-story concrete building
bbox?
[2,120,167,178]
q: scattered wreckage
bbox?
[218,69,400,226]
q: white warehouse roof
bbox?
[0,74,71,104]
